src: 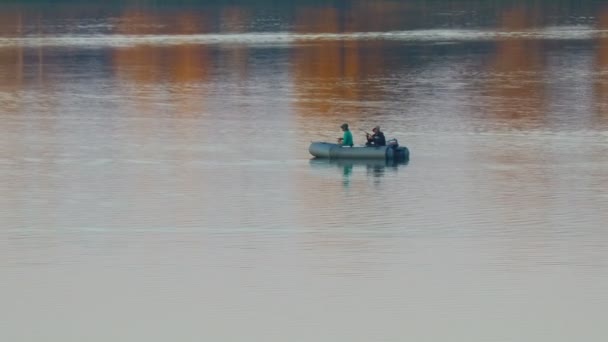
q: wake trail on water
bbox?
[1,26,607,48]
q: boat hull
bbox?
[309,142,409,162]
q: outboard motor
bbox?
[385,138,409,163]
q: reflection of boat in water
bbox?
[309,157,408,169]
[309,158,407,186]
[308,142,409,163]
[309,157,407,185]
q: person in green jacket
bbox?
[337,123,353,147]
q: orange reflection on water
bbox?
[112,10,214,117]
[0,8,23,36]
[0,47,23,113]
[291,5,383,120]
[113,10,213,82]
[482,6,546,127]
[219,7,251,82]
[349,0,412,32]
[592,6,608,195]
[595,6,608,119]
[292,7,349,118]
[0,8,60,115]
[475,6,552,241]
[220,6,250,33]
[0,9,24,113]
[0,7,61,228]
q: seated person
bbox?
[337,123,353,147]
[365,126,386,146]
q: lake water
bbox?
[1,1,608,341]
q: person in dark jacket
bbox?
[365,125,386,147]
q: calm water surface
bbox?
[1,1,608,341]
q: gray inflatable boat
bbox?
[309,142,409,162]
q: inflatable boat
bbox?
[308,142,409,162]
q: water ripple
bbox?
[0,27,606,48]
